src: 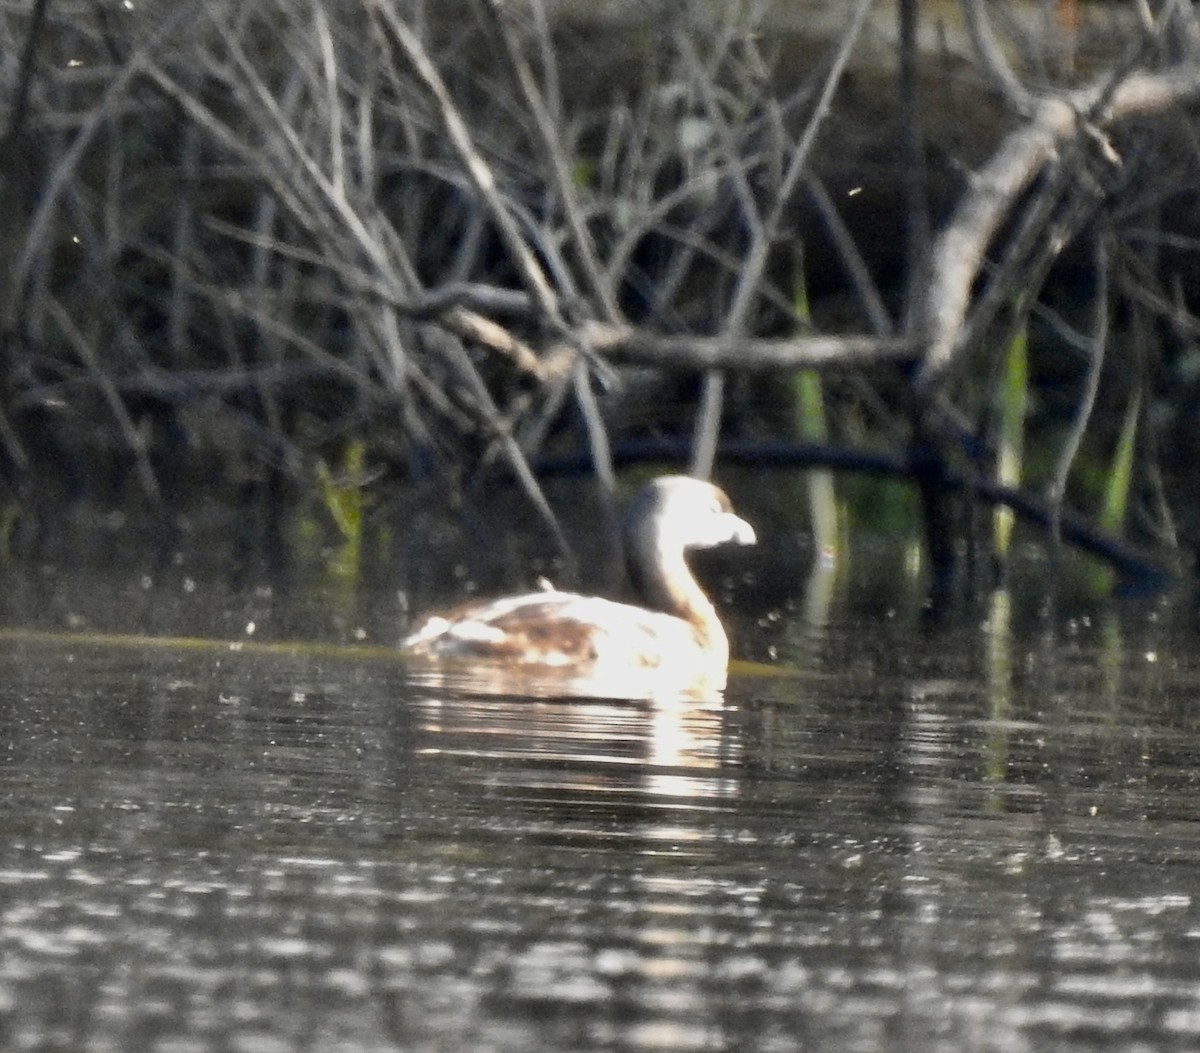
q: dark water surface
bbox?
[2,570,1200,1052]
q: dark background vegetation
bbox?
[2,0,1200,598]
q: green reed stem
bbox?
[792,247,840,563]
[1100,386,1140,535]
[994,320,1028,557]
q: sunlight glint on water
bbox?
[1,581,1200,1050]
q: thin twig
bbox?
[960,0,1036,115]
[7,5,203,331]
[312,1,346,197]
[373,5,563,325]
[484,0,621,322]
[690,0,876,477]
[435,328,574,563]
[802,173,893,335]
[46,297,161,502]
[2,0,52,147]
[571,361,615,494]
[899,0,931,329]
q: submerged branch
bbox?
[538,436,1176,589]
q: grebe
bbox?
[401,476,756,696]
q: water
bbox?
[2,565,1200,1051]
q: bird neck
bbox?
[637,543,729,666]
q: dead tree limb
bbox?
[578,324,917,372]
[916,56,1200,400]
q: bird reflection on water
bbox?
[408,677,742,845]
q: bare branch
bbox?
[579,323,916,372]
[6,6,203,331]
[960,0,1036,115]
[373,5,564,326]
[45,297,161,502]
[916,60,1200,400]
[691,0,875,477]
[483,0,621,322]
[2,0,52,145]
